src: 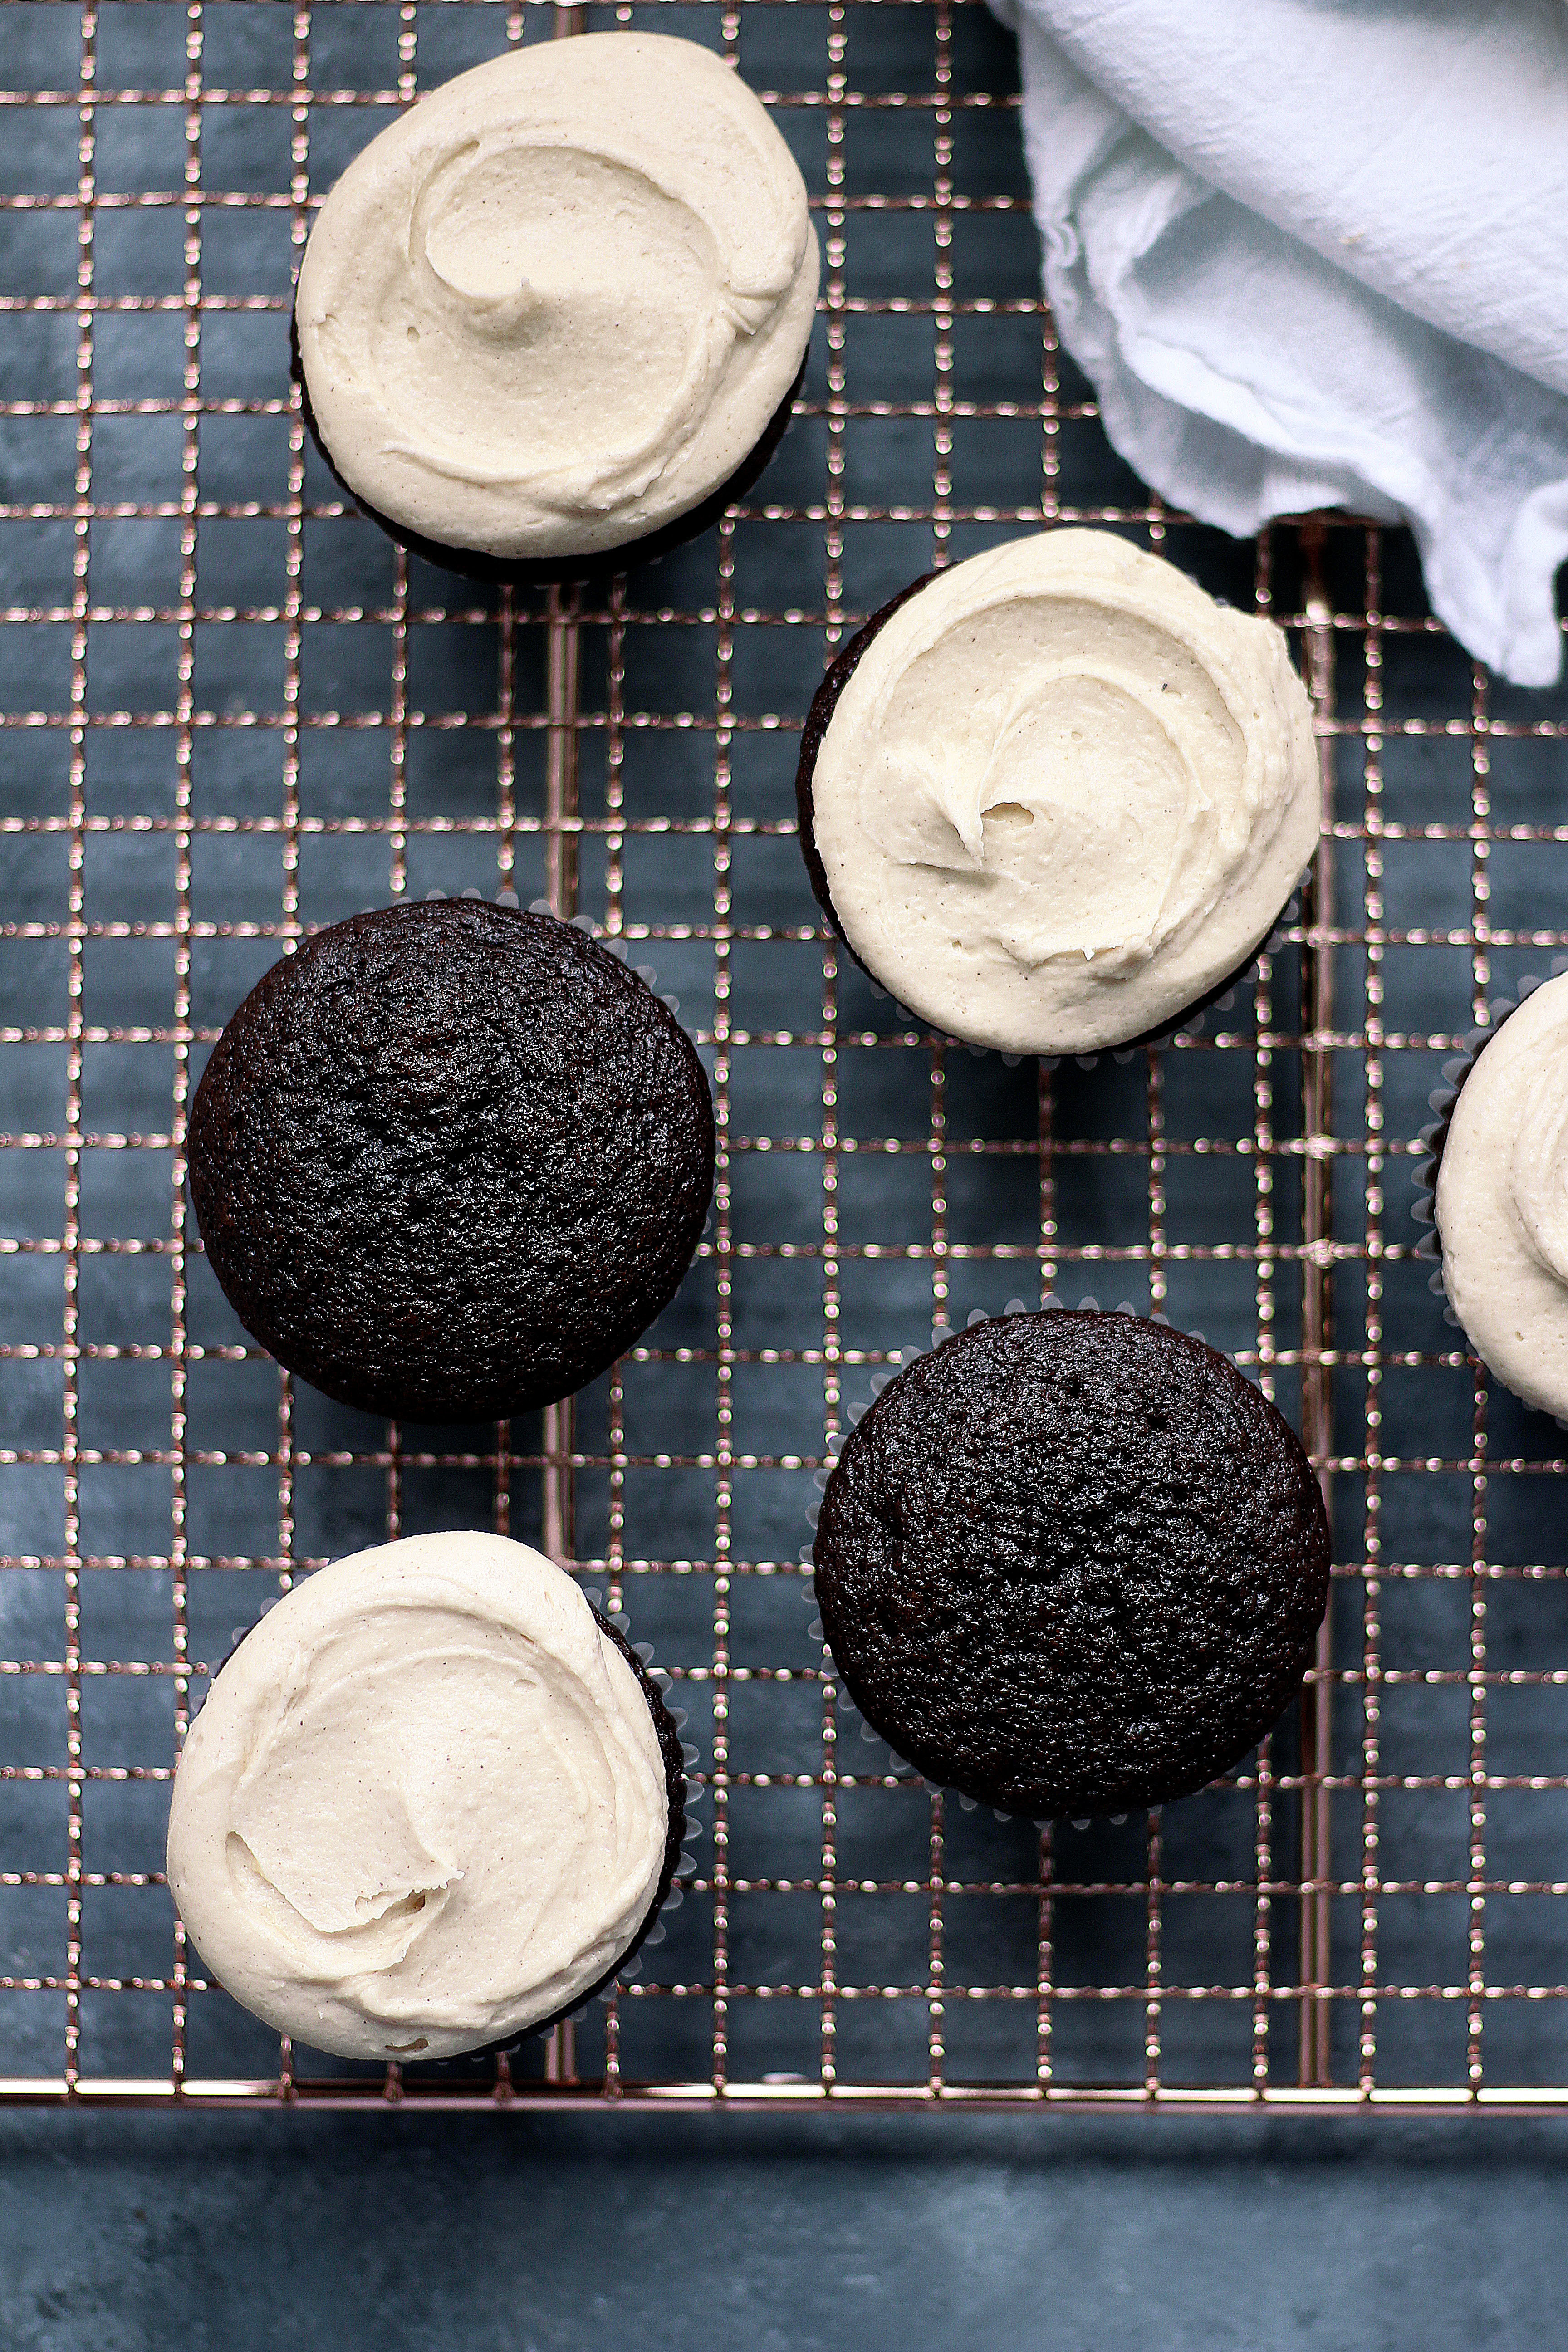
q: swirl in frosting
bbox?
[1509,1052,1568,1289]
[295,34,818,559]
[1437,971,1568,1419]
[166,1534,670,2060]
[805,530,1322,1054]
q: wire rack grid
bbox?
[3,0,1568,2116]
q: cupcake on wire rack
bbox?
[1417,963,1568,1420]
[166,1533,688,2062]
[187,897,715,1426]
[796,528,1322,1057]
[292,33,819,582]
[810,1306,1331,1822]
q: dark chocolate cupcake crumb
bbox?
[188,899,715,1422]
[814,1311,1330,1818]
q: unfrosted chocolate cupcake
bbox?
[188,900,715,1423]
[293,33,819,582]
[814,1310,1331,1818]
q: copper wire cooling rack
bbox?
[4,0,1568,2116]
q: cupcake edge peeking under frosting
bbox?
[799,530,1323,1055]
[1436,970,1568,1420]
[294,33,819,562]
[166,1534,676,2061]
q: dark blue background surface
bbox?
[1,2109,1563,2350]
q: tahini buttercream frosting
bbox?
[1437,971,1568,1419]
[806,529,1322,1054]
[166,1533,670,2060]
[294,33,819,560]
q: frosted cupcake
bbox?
[293,33,819,579]
[166,1534,684,2061]
[796,529,1322,1055]
[1433,968,1568,1418]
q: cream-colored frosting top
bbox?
[166,1533,669,2061]
[295,33,819,559]
[808,530,1322,1054]
[1437,971,1568,1419]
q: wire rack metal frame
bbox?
[3,0,1568,2115]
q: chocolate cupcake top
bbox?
[1436,967,1568,1417]
[804,530,1321,1054]
[294,33,819,562]
[187,899,715,1424]
[814,1311,1331,1818]
[166,1534,676,2061]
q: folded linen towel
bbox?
[994,0,1568,684]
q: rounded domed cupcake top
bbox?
[813,1310,1330,1819]
[166,1533,677,2061]
[294,33,819,560]
[1436,969,1568,1418]
[186,898,715,1424]
[801,529,1321,1054]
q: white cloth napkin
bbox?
[992,0,1568,684]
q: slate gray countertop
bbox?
[3,2109,1563,2352]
